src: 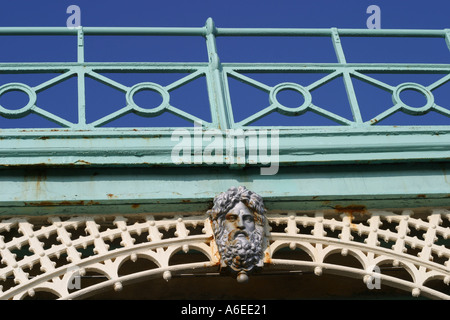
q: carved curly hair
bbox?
[207,186,266,226]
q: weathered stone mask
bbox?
[207,186,267,282]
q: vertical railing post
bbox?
[77,27,87,128]
[445,29,450,52]
[331,27,363,125]
[204,18,233,130]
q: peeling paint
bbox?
[74,160,91,165]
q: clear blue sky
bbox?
[0,0,449,128]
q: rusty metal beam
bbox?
[0,163,449,216]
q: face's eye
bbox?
[243,215,254,223]
[226,214,238,222]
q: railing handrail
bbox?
[0,24,447,38]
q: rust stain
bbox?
[348,212,358,230]
[24,200,100,206]
[131,204,140,209]
[333,205,368,230]
[35,172,47,193]
[333,204,367,215]
[60,200,99,206]
[208,221,221,264]
[207,260,220,267]
[38,136,50,140]
[23,170,48,198]
[25,201,54,206]
[442,167,449,184]
[264,251,272,264]
[417,194,427,198]
[1,163,49,168]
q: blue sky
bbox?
[0,0,449,128]
[1,0,448,29]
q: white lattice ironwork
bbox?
[0,209,449,299]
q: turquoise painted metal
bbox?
[0,19,449,216]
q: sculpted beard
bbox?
[216,224,264,272]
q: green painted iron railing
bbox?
[0,18,449,131]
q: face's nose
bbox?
[236,217,244,230]
[236,214,245,229]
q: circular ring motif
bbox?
[0,83,37,118]
[392,82,434,115]
[269,82,312,116]
[126,82,169,116]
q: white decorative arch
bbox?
[0,208,448,300]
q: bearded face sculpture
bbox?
[207,186,267,282]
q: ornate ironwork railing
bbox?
[0,19,449,130]
[0,209,449,300]
[0,19,449,167]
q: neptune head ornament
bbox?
[207,186,267,282]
